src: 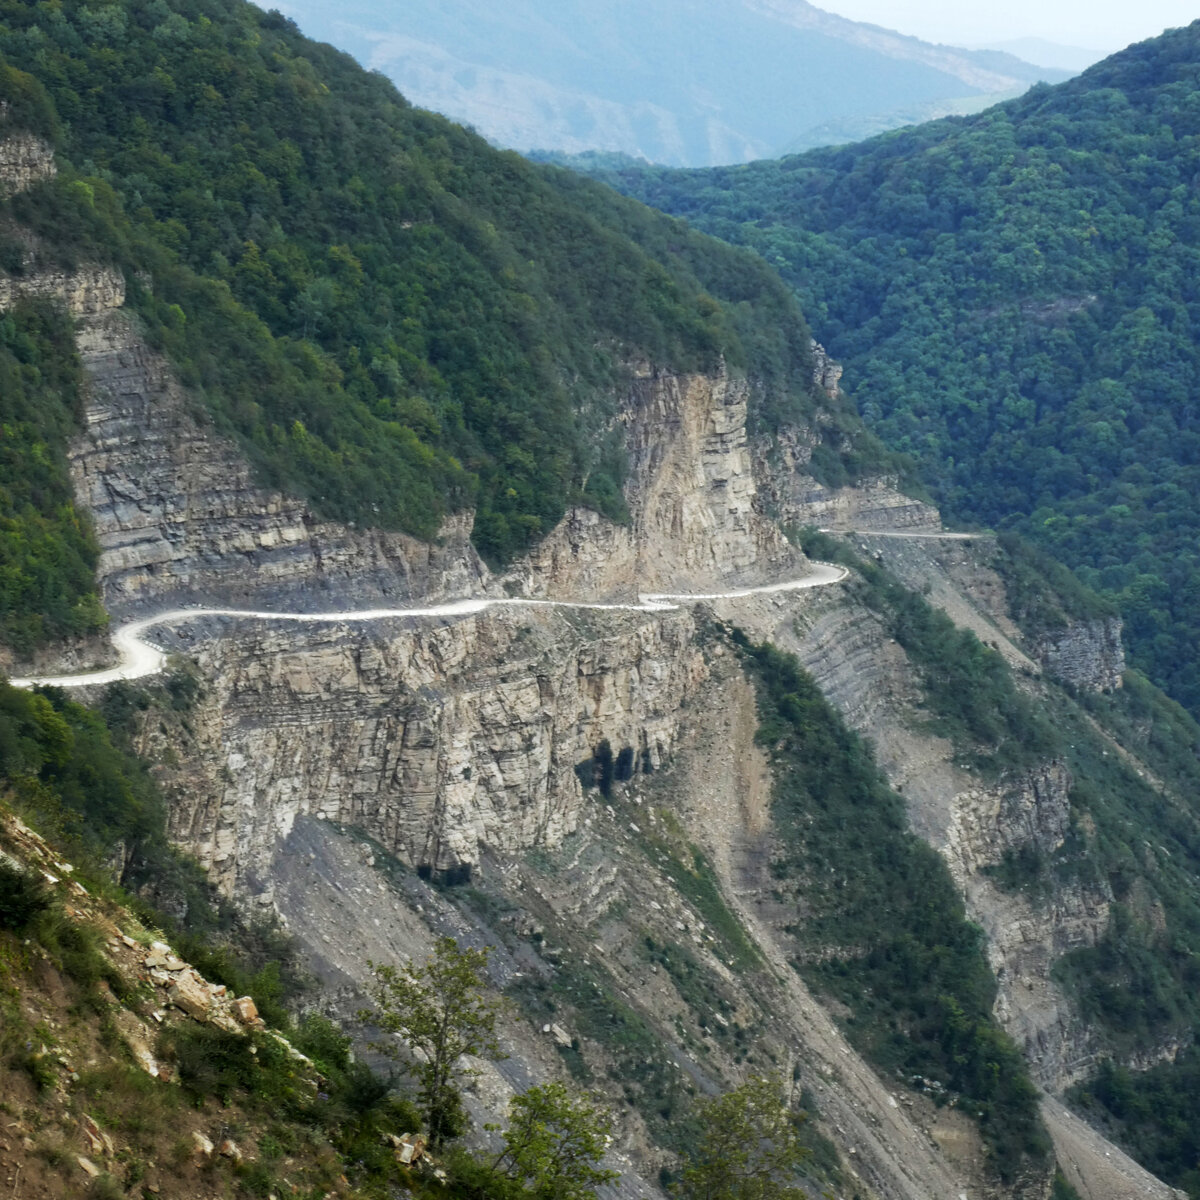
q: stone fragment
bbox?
[232,995,259,1024]
[192,1132,214,1158]
[77,1156,101,1178]
[80,1115,113,1157]
[168,973,212,1019]
[218,1139,243,1163]
[208,1009,243,1035]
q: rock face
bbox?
[754,426,940,532]
[945,762,1074,882]
[519,362,799,597]
[70,309,490,616]
[1034,618,1125,692]
[157,604,706,893]
[0,263,125,317]
[772,544,1114,1094]
[70,314,802,614]
[0,128,56,197]
[950,763,1113,1090]
[810,339,843,397]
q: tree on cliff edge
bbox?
[674,1073,810,1200]
[362,936,504,1148]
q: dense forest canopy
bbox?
[0,0,884,593]
[588,21,1200,716]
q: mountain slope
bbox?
[276,0,1068,167]
[587,20,1200,718]
[0,0,907,659]
[2,3,1199,1198]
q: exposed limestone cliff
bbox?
[70,309,490,615]
[518,363,800,597]
[811,338,844,397]
[0,262,125,317]
[946,762,1074,881]
[753,426,940,532]
[151,604,705,893]
[0,128,55,197]
[727,571,1113,1097]
[1033,618,1125,692]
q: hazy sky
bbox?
[822,1,1198,52]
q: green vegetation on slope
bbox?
[732,628,1047,1182]
[0,673,308,1021]
[0,0,877,579]
[1047,678,1200,1057]
[590,20,1200,718]
[0,299,105,654]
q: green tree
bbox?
[362,936,504,1148]
[675,1074,809,1200]
[489,1082,617,1200]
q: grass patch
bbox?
[638,832,761,972]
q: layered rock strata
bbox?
[730,580,1112,1094]
[0,127,56,197]
[1033,617,1125,692]
[70,309,490,616]
[519,363,800,597]
[753,427,940,532]
[157,604,706,893]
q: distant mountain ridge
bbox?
[276,0,1071,166]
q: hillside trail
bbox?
[11,562,849,689]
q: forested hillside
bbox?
[590,21,1200,716]
[0,0,891,604]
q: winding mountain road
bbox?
[11,562,849,690]
[819,527,984,540]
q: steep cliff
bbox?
[1033,618,1125,693]
[0,126,54,198]
[151,604,706,892]
[71,308,490,616]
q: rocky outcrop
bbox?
[0,263,125,317]
[946,763,1113,1089]
[946,762,1074,881]
[752,585,1112,1095]
[0,128,55,197]
[518,362,800,597]
[155,604,706,894]
[810,339,843,397]
[754,425,940,532]
[977,879,1110,1090]
[0,131,125,316]
[70,312,804,613]
[70,309,490,616]
[1033,618,1125,692]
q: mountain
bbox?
[2,3,1200,1200]
[584,20,1200,723]
[977,37,1107,73]
[274,0,1071,167]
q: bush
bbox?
[0,861,50,930]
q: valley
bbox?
[2,5,1200,1200]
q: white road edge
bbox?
[12,562,849,690]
